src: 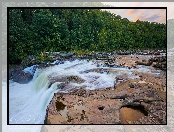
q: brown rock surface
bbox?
[45,78,166,124]
[44,55,166,124]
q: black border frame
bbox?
[7,6,167,125]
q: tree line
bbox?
[9,8,166,64]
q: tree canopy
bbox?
[8,8,166,64]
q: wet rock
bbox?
[110,94,128,100]
[149,56,166,62]
[56,83,67,90]
[152,61,166,70]
[48,75,85,84]
[12,66,33,84]
[71,88,86,96]
[44,53,166,124]
[60,52,74,58]
[154,51,160,55]
[135,60,153,66]
[117,50,132,55]
[9,66,16,80]
[54,60,64,65]
[97,64,101,67]
[135,56,166,69]
[38,62,56,69]
[129,83,134,88]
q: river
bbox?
[8,58,162,124]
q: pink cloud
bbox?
[145,14,162,22]
[157,9,166,13]
[126,9,139,16]
[102,2,173,21]
[157,16,166,23]
[133,9,145,22]
[132,9,166,23]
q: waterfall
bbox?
[9,59,160,124]
[9,66,61,124]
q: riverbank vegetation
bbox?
[9,8,166,64]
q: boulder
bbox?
[149,56,166,70]
[12,66,33,84]
[48,75,85,85]
[149,56,166,63]
[9,67,15,80]
[45,72,166,124]
[154,51,160,55]
[135,60,152,66]
[152,61,166,70]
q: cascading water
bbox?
[9,73,60,124]
[9,59,161,124]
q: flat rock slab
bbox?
[45,88,122,124]
[43,54,166,124]
[45,75,166,124]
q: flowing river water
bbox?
[8,58,162,124]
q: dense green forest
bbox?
[9,8,166,64]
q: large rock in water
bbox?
[12,66,33,84]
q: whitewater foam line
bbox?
[9,59,162,124]
[9,60,89,124]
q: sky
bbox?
[101,2,174,23]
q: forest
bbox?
[9,8,166,64]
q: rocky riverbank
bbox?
[9,50,166,84]
[42,53,166,124]
[45,71,166,124]
[8,51,166,124]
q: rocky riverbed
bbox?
[8,51,166,124]
[41,53,166,124]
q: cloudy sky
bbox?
[101,2,174,23]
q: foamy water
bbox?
[2,82,42,132]
[8,59,161,124]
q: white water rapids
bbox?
[8,59,161,124]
